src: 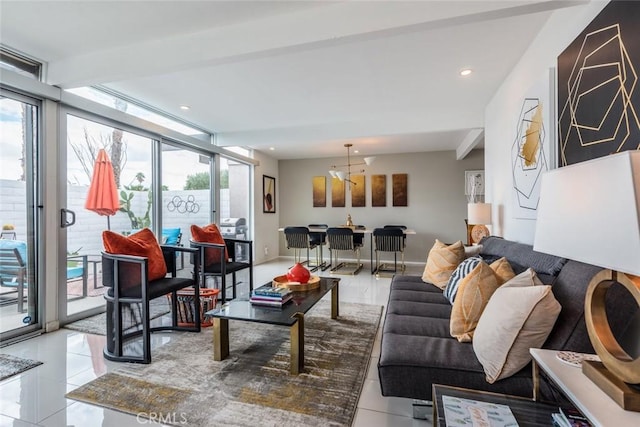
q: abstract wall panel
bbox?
[331,177,345,207]
[392,174,408,207]
[371,175,386,207]
[351,175,365,207]
[312,176,326,207]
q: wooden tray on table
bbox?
[272,275,321,291]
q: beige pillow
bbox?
[473,270,561,383]
[422,240,465,289]
[464,244,482,258]
[450,261,500,342]
[489,257,516,285]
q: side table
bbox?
[531,348,640,427]
[432,384,557,427]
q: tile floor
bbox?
[0,258,431,427]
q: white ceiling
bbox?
[0,1,582,159]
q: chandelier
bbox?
[328,143,375,186]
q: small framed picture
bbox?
[263,175,276,213]
[465,170,485,196]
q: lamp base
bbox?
[582,360,640,411]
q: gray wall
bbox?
[277,149,484,263]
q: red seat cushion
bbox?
[103,228,167,288]
[191,224,229,266]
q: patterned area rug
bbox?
[63,298,171,335]
[67,301,382,426]
[0,354,43,381]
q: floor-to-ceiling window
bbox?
[0,91,41,339]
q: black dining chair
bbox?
[373,227,406,276]
[284,226,323,272]
[308,224,329,271]
[326,227,363,275]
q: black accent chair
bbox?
[284,226,322,272]
[327,227,363,275]
[102,245,200,364]
[384,224,407,248]
[373,227,406,276]
[190,238,253,303]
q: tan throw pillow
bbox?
[489,257,516,285]
[473,270,561,383]
[422,240,465,289]
[450,261,500,342]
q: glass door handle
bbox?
[61,208,76,228]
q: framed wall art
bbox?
[263,175,276,213]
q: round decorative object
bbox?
[286,262,311,284]
[585,269,640,384]
[556,351,600,368]
[273,275,321,291]
[470,224,490,244]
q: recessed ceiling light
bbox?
[354,150,359,154]
[460,69,473,76]
[269,147,275,151]
[180,105,190,110]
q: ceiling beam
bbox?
[456,128,484,160]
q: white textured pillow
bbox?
[472,269,561,383]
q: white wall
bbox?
[485,0,609,243]
[252,150,280,264]
[278,150,484,263]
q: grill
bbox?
[219,218,247,239]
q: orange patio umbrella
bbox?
[85,149,119,230]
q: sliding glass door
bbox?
[62,112,155,322]
[0,91,41,339]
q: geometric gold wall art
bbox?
[557,1,640,166]
[511,97,549,216]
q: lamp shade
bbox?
[336,170,347,181]
[328,170,337,178]
[468,203,492,225]
[533,151,640,276]
[364,156,376,166]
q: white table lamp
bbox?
[534,150,640,411]
[467,202,491,244]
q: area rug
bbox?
[63,298,171,335]
[0,354,43,381]
[67,301,382,426]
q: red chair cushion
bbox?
[102,228,167,288]
[191,224,230,266]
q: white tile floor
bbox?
[0,258,431,427]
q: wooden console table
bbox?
[531,348,640,427]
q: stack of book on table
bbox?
[551,407,591,427]
[250,285,292,307]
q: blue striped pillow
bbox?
[444,256,482,303]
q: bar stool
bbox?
[373,227,406,276]
[308,224,329,271]
[326,227,363,275]
[283,226,321,272]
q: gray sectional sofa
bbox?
[378,236,636,401]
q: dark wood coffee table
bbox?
[205,277,340,374]
[433,384,558,426]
